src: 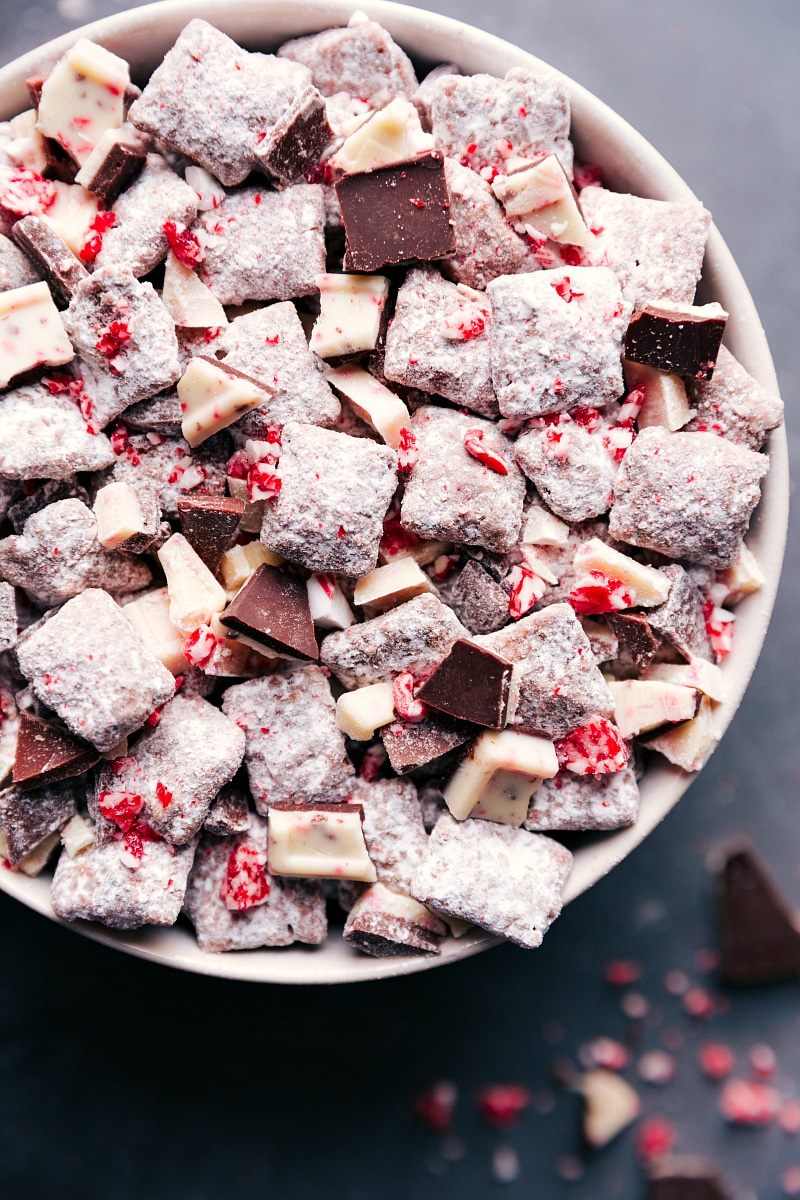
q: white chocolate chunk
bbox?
[4,110,48,174]
[93,481,147,548]
[438,912,473,938]
[61,812,96,857]
[582,1069,641,1149]
[444,729,558,821]
[623,360,691,431]
[353,558,435,615]
[157,532,227,634]
[336,681,396,740]
[36,38,129,165]
[225,476,265,535]
[310,273,390,359]
[469,770,543,827]
[330,97,434,175]
[162,251,228,329]
[645,659,727,704]
[519,546,559,585]
[717,542,764,604]
[607,679,698,739]
[521,505,570,546]
[267,806,377,882]
[647,694,717,772]
[325,363,410,448]
[219,541,282,594]
[574,538,671,608]
[492,154,590,246]
[123,588,189,675]
[0,281,74,387]
[307,573,354,630]
[184,165,226,212]
[178,357,266,448]
[18,829,62,877]
[41,180,101,257]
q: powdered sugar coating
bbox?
[400,406,525,553]
[94,154,198,277]
[0,581,15,652]
[97,431,230,520]
[0,780,77,864]
[0,232,40,290]
[320,592,465,688]
[514,421,618,522]
[221,667,354,813]
[383,267,498,417]
[449,560,510,634]
[16,588,175,752]
[195,185,325,305]
[609,427,769,568]
[442,158,535,290]
[648,564,711,661]
[277,19,418,103]
[259,421,397,576]
[412,811,572,948]
[343,884,446,956]
[685,346,784,451]
[350,776,428,895]
[487,267,631,418]
[523,765,639,831]
[0,385,115,480]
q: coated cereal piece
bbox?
[16,588,176,752]
[7,476,90,534]
[98,431,230,521]
[412,811,572,949]
[350,776,429,895]
[194,185,325,305]
[442,157,534,290]
[128,20,331,188]
[429,69,573,178]
[0,499,152,608]
[277,17,418,103]
[477,602,615,738]
[523,765,639,831]
[0,231,41,290]
[449,560,510,634]
[383,267,498,417]
[221,667,355,813]
[513,420,618,522]
[0,582,15,652]
[608,426,769,569]
[259,421,397,576]
[684,346,784,452]
[203,779,251,837]
[320,592,465,688]
[95,695,245,845]
[0,384,115,480]
[487,267,631,418]
[400,406,525,554]
[94,154,198,277]
[578,186,711,308]
[0,779,77,864]
[215,302,340,431]
[51,830,197,930]
[647,563,712,661]
[184,812,327,953]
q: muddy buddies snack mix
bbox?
[0,15,782,960]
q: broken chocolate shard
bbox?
[219,563,319,661]
[177,494,245,573]
[12,711,100,790]
[0,779,79,864]
[83,135,148,205]
[719,842,800,985]
[417,638,513,729]
[624,301,728,381]
[337,153,456,272]
[11,216,89,307]
[263,96,333,189]
[380,711,476,774]
[606,612,660,674]
[647,1156,730,1200]
[203,778,251,837]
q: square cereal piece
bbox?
[259,421,396,576]
[429,68,573,178]
[0,232,41,290]
[94,154,198,277]
[221,667,354,813]
[16,588,176,752]
[98,430,230,522]
[442,157,534,290]
[63,267,181,428]
[487,267,631,419]
[50,830,197,930]
[277,18,418,102]
[411,811,572,948]
[320,593,464,688]
[128,19,331,188]
[647,564,711,661]
[95,695,245,845]
[685,346,784,451]
[523,765,639,832]
[215,302,340,431]
[0,582,16,652]
[194,185,325,305]
[0,384,115,480]
[0,779,77,865]
[579,186,711,308]
[477,602,615,738]
[513,416,618,522]
[350,777,429,894]
[400,406,525,554]
[184,813,327,953]
[449,560,510,635]
[383,267,498,417]
[608,427,769,568]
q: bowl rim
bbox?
[0,0,789,985]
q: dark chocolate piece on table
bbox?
[0,779,78,865]
[417,638,512,729]
[624,301,727,381]
[605,612,660,673]
[380,711,476,774]
[719,841,800,985]
[13,711,100,789]
[177,495,245,573]
[203,778,252,837]
[219,563,319,661]
[7,477,91,534]
[337,153,456,272]
[647,1156,730,1200]
[11,216,89,307]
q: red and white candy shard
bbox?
[507,564,546,620]
[306,572,354,630]
[392,671,428,723]
[97,790,144,832]
[183,624,219,668]
[554,717,629,775]
[463,427,509,474]
[704,601,735,661]
[220,842,270,911]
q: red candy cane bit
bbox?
[573,162,603,191]
[476,1084,531,1130]
[568,572,634,616]
[414,1080,458,1133]
[463,427,509,474]
[552,275,584,303]
[0,168,57,216]
[226,449,249,479]
[703,600,735,661]
[397,427,419,473]
[636,1116,675,1164]
[554,717,629,775]
[697,1042,734,1080]
[91,209,116,233]
[163,219,204,268]
[507,564,544,620]
[95,321,131,370]
[603,425,636,462]
[392,672,428,723]
[156,780,173,808]
[97,790,144,833]
[719,1078,780,1126]
[118,828,144,870]
[79,234,103,263]
[183,624,219,669]
[43,372,83,397]
[220,843,270,911]
[247,463,281,502]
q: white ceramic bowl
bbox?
[0,0,788,984]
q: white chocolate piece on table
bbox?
[582,1069,641,1149]
[310,273,390,359]
[61,812,96,858]
[325,363,410,449]
[41,181,100,257]
[353,558,435,615]
[93,481,148,548]
[645,659,727,704]
[623,360,691,431]
[36,38,129,165]
[444,729,558,821]
[717,542,764,604]
[574,538,671,608]
[18,829,62,877]
[157,532,227,634]
[521,506,570,547]
[0,282,74,388]
[607,679,698,739]
[178,357,266,447]
[307,573,354,630]
[336,682,395,740]
[225,477,265,535]
[469,770,543,827]
[123,588,189,675]
[219,541,282,594]
[492,154,590,246]
[162,251,228,329]
[647,694,717,772]
[330,97,434,175]
[267,805,377,882]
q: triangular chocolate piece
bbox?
[13,711,99,790]
[219,563,318,661]
[719,841,800,985]
[417,639,512,729]
[177,495,245,573]
[606,611,660,673]
[648,1156,729,1200]
[381,711,476,774]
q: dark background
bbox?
[1,2,798,1198]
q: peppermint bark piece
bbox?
[10,216,88,305]
[412,812,572,949]
[442,158,534,290]
[0,384,115,480]
[278,18,418,103]
[0,779,78,864]
[343,883,446,957]
[523,766,639,832]
[350,776,429,895]
[94,154,198,277]
[514,420,618,522]
[684,346,784,451]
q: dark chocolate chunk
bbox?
[263,96,333,189]
[203,778,251,837]
[25,74,45,109]
[647,1156,730,1200]
[417,638,512,729]
[449,560,510,634]
[343,905,444,957]
[11,216,88,306]
[13,711,99,790]
[648,564,712,661]
[337,153,456,272]
[381,712,475,774]
[83,134,148,205]
[719,842,800,985]
[0,779,78,864]
[624,302,727,381]
[219,563,318,661]
[122,391,184,436]
[605,612,660,673]
[177,494,245,573]
[8,476,90,534]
